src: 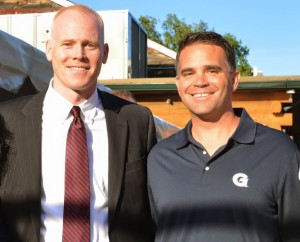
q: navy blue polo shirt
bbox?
[147,109,300,242]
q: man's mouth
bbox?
[68,66,88,71]
[192,93,211,98]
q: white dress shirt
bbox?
[40,82,109,242]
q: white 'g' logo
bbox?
[232,173,249,187]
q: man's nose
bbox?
[193,73,209,87]
[72,45,85,59]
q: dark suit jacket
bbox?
[0,89,156,242]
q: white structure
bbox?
[252,66,263,76]
[0,10,147,80]
[0,29,111,93]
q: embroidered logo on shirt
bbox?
[232,173,249,187]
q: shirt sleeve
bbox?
[278,149,300,241]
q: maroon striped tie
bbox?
[63,106,90,241]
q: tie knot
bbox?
[71,106,81,118]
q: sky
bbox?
[74,0,300,76]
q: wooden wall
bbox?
[133,89,293,131]
[101,76,300,146]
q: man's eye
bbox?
[86,43,97,49]
[62,42,72,47]
[182,71,193,76]
[208,69,218,74]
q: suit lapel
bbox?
[98,90,128,226]
[15,90,45,240]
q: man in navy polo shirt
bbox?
[147,31,300,242]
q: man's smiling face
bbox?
[176,43,239,121]
[46,8,108,102]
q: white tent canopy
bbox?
[0,30,53,93]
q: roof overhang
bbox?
[147,39,176,66]
[51,0,74,7]
[100,76,300,91]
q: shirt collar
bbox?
[231,108,257,144]
[80,88,102,124]
[175,108,257,150]
[44,80,101,123]
[175,121,192,149]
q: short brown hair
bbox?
[176,31,236,72]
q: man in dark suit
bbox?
[0,4,156,242]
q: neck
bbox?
[191,111,240,156]
[52,80,96,106]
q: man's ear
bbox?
[102,43,109,64]
[175,76,183,98]
[45,40,52,62]
[175,76,179,90]
[231,71,240,92]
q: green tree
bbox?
[162,14,209,51]
[138,16,163,45]
[139,14,252,76]
[224,33,252,76]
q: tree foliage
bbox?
[223,33,252,76]
[138,14,252,76]
[161,14,209,51]
[139,16,163,45]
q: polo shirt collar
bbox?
[231,108,257,144]
[175,108,257,150]
[175,121,193,149]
